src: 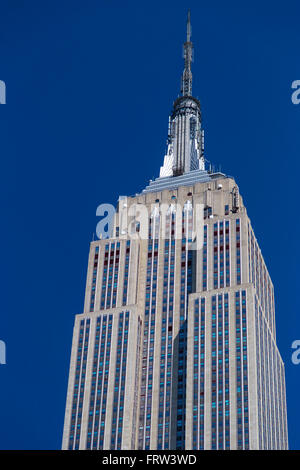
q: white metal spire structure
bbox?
[159,10,205,178]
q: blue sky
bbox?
[0,0,299,449]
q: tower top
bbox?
[181,9,193,97]
[157,10,205,181]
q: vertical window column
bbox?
[211,295,217,448]
[236,219,241,285]
[122,241,131,306]
[210,293,230,450]
[225,221,230,287]
[219,222,225,288]
[131,317,142,449]
[176,203,193,449]
[110,311,130,449]
[138,213,160,450]
[69,318,90,450]
[100,243,120,310]
[193,298,205,449]
[202,225,207,291]
[90,246,99,312]
[87,314,113,449]
[224,293,230,449]
[235,290,249,449]
[158,209,175,449]
[213,224,219,289]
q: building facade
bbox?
[62,12,288,450]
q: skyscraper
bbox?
[62,11,288,450]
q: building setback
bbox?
[62,12,288,450]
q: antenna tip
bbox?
[186,9,191,41]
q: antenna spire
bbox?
[159,10,205,178]
[181,9,193,96]
[187,9,191,41]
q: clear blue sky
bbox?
[0,0,299,450]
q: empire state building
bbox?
[62,11,288,450]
